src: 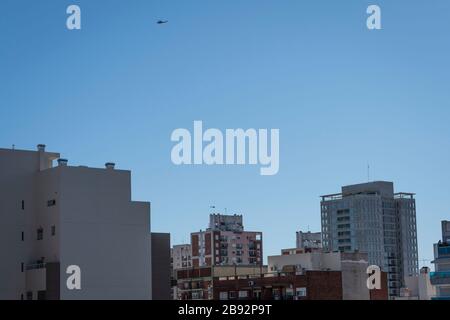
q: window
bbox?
[238,291,248,299]
[20,294,24,300]
[26,292,32,300]
[192,291,203,300]
[47,199,56,207]
[296,287,307,297]
[37,227,43,240]
[21,262,24,273]
[37,291,46,300]
[51,226,56,236]
[286,288,294,298]
[219,292,228,300]
[21,200,25,210]
[21,232,24,241]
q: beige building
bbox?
[0,145,152,300]
[394,267,436,300]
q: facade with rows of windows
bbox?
[320,181,419,298]
[191,214,263,267]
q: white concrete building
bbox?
[172,244,192,270]
[209,213,244,232]
[0,145,152,300]
[394,267,436,300]
[296,231,322,249]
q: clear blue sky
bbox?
[1,0,449,267]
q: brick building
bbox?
[176,267,388,300]
[176,265,265,300]
[191,214,262,267]
[213,271,343,300]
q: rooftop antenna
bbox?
[367,163,370,182]
[419,259,431,267]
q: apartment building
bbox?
[431,220,450,300]
[191,214,262,267]
[320,181,419,298]
[176,265,266,300]
[214,269,387,300]
[176,252,388,300]
[393,267,436,300]
[268,251,387,300]
[0,145,152,300]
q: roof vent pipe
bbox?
[37,144,46,152]
[57,159,68,167]
[105,162,115,170]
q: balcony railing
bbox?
[26,263,46,271]
[438,245,450,256]
[431,296,450,300]
[430,271,450,285]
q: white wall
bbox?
[56,167,152,300]
[0,147,152,300]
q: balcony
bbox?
[26,262,46,271]
[25,265,47,295]
[430,271,450,286]
[438,244,450,256]
[431,296,450,300]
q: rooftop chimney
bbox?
[105,162,115,170]
[37,144,46,152]
[57,158,68,167]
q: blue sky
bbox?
[1,0,449,266]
